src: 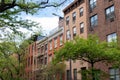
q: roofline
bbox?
[63,0,78,12]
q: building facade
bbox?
[26,0,120,80]
[63,0,120,80]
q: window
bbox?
[81,67,86,80]
[67,70,70,80]
[90,0,97,10]
[73,27,76,37]
[54,38,57,48]
[72,12,76,23]
[66,16,70,25]
[44,57,47,65]
[105,5,115,20]
[49,41,52,50]
[60,34,63,46]
[73,69,77,80]
[109,68,120,80]
[45,44,47,51]
[41,46,44,53]
[80,22,84,33]
[80,7,84,17]
[90,14,98,27]
[66,30,70,40]
[107,33,117,42]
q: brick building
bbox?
[25,42,37,80]
[63,0,120,80]
[25,0,120,80]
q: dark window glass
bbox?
[109,68,120,80]
[67,70,70,80]
[73,69,77,80]
[90,14,98,27]
[73,27,76,37]
[105,5,115,21]
[72,12,76,23]
[80,7,84,17]
[90,0,97,11]
[80,22,84,33]
[66,16,69,25]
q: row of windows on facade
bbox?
[90,5,115,27]
[66,22,84,39]
[66,0,114,28]
[66,67,119,80]
[37,57,47,65]
[37,44,47,54]
[89,0,113,11]
[49,35,63,50]
[66,7,84,25]
[66,5,115,39]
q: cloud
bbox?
[25,15,59,35]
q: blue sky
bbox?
[22,0,73,35]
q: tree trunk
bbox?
[91,62,95,80]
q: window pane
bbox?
[110,68,115,75]
[111,6,114,12]
[116,75,120,80]
[106,9,110,14]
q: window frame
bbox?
[72,12,76,23]
[90,14,98,27]
[89,0,97,10]
[66,30,70,40]
[54,37,57,48]
[73,26,77,37]
[60,34,63,46]
[73,69,77,80]
[66,16,70,25]
[109,68,120,80]
[105,5,115,20]
[80,22,84,33]
[79,7,84,17]
[107,33,117,42]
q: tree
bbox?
[54,35,120,80]
[0,0,70,39]
[46,62,66,80]
[0,31,41,80]
[0,0,69,13]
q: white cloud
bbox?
[25,15,59,35]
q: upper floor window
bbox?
[109,68,120,80]
[73,27,77,37]
[66,30,70,40]
[90,14,98,27]
[45,44,47,51]
[90,0,97,10]
[54,38,57,48]
[66,16,69,25]
[72,12,76,23]
[49,41,52,50]
[105,5,115,21]
[73,69,77,80]
[107,33,117,42]
[67,70,70,80]
[80,22,84,33]
[79,7,84,17]
[60,34,63,46]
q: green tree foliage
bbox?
[54,35,120,80]
[46,62,66,80]
[0,32,39,80]
[0,0,69,39]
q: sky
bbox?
[22,0,73,35]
